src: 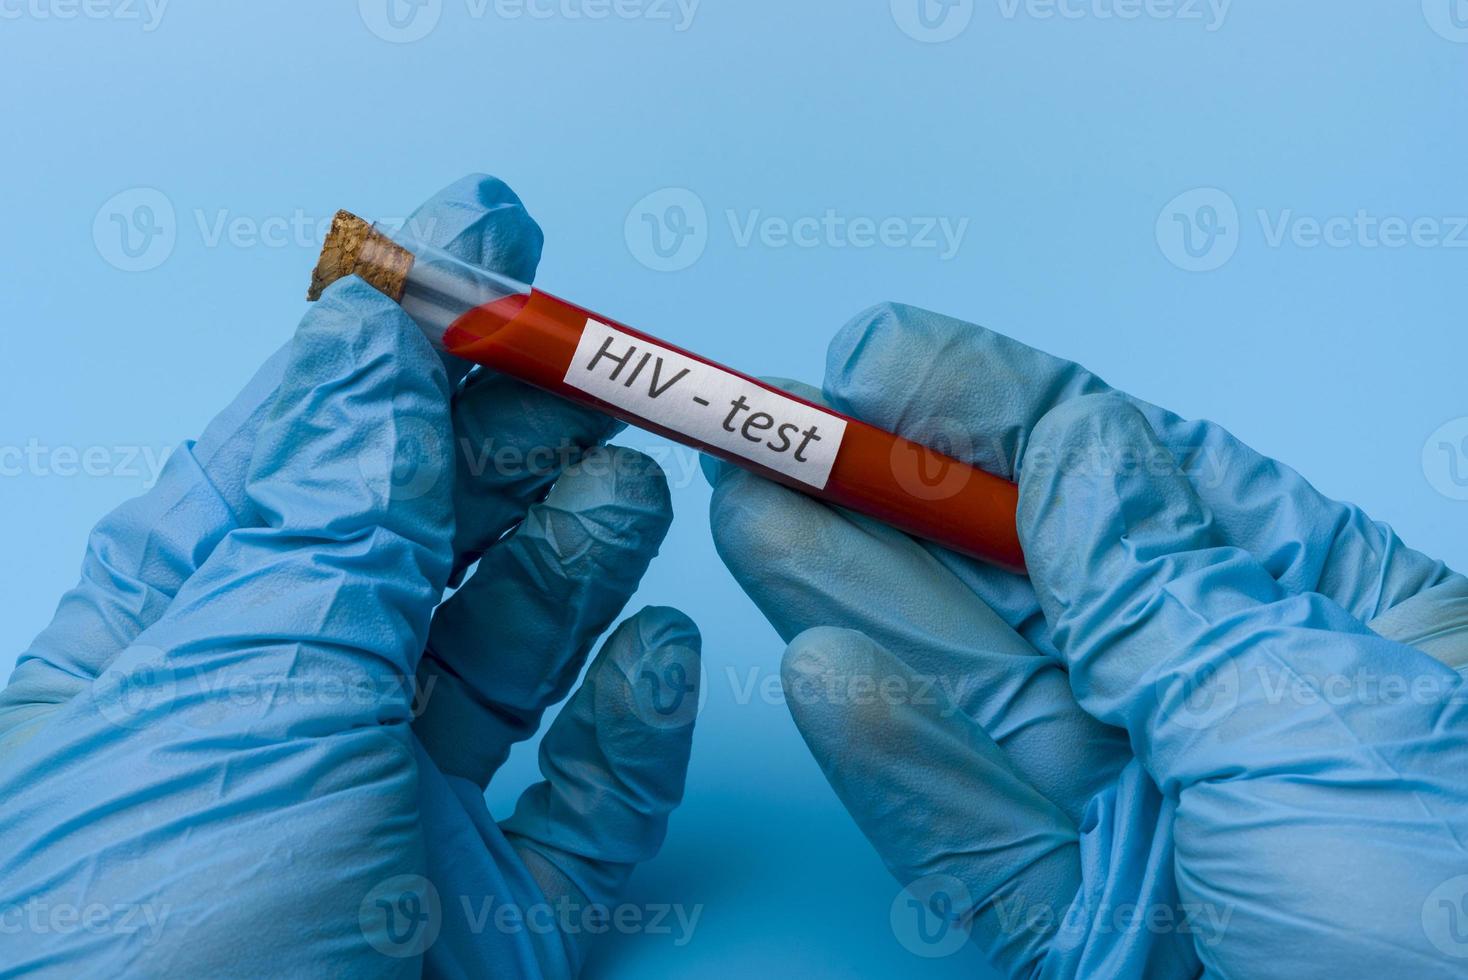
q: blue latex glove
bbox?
[706,302,1468,977]
[0,175,702,978]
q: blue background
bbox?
[2,1,1465,975]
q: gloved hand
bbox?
[0,175,702,978]
[706,302,1468,977]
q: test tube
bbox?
[308,211,1025,573]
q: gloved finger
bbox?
[1022,394,1468,978]
[370,173,620,581]
[418,174,626,583]
[780,626,1086,976]
[409,174,622,582]
[1019,393,1468,791]
[414,446,673,787]
[0,174,548,746]
[405,172,546,389]
[500,606,700,974]
[706,380,1130,823]
[822,302,1461,629]
[444,371,621,585]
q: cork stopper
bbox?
[307,210,416,302]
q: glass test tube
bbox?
[308,211,1025,573]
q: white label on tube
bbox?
[565,319,848,489]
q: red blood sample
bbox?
[443,290,1024,573]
